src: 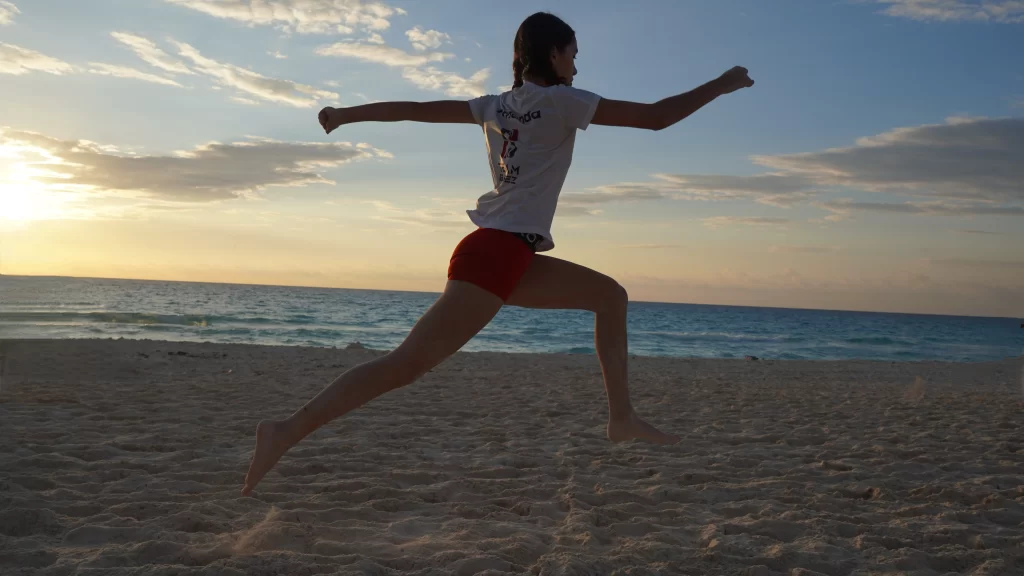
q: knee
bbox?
[594,278,628,314]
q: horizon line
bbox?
[2,272,1020,322]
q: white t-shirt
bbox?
[467,81,602,252]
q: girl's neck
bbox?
[522,75,553,87]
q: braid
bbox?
[511,12,575,88]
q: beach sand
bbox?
[1,339,1022,575]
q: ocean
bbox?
[1,275,1021,362]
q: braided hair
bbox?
[512,12,576,89]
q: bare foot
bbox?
[241,420,293,496]
[607,413,680,445]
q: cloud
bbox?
[876,0,1024,23]
[583,116,1024,223]
[621,244,680,249]
[560,186,670,213]
[406,27,450,51]
[958,228,1003,235]
[315,41,452,67]
[555,204,603,217]
[174,41,338,107]
[0,42,73,75]
[317,40,489,97]
[164,0,404,34]
[401,66,489,97]
[111,32,193,75]
[0,127,390,205]
[366,199,470,231]
[815,199,1024,218]
[928,257,1024,270]
[0,1,18,25]
[268,50,287,59]
[703,216,791,228]
[558,172,816,216]
[753,117,1024,204]
[768,245,841,253]
[87,63,183,87]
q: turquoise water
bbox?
[1,275,1021,362]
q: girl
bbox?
[243,11,754,495]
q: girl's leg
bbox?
[242,279,504,495]
[505,255,679,444]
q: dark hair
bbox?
[512,12,575,89]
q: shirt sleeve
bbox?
[547,85,602,131]
[467,94,498,125]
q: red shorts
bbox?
[447,228,536,301]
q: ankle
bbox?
[608,408,635,423]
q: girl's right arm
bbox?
[319,101,475,134]
[591,66,754,131]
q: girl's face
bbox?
[551,38,578,86]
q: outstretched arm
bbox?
[319,101,474,134]
[591,66,754,131]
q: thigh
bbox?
[394,279,504,370]
[505,255,622,312]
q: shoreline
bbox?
[2,339,1023,574]
[3,337,1022,365]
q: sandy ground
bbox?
[0,339,1022,576]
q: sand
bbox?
[1,339,1023,575]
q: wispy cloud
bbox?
[815,199,1024,218]
[768,244,840,253]
[366,199,470,231]
[928,257,1024,270]
[622,244,681,249]
[315,42,452,67]
[111,32,193,75]
[876,0,1024,23]
[703,216,791,228]
[0,1,18,25]
[406,26,451,51]
[401,66,489,98]
[0,127,391,206]
[87,63,183,87]
[558,172,816,216]
[268,50,287,60]
[173,40,338,107]
[164,0,405,34]
[958,228,1004,235]
[317,40,489,97]
[0,42,73,75]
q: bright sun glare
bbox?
[0,145,70,223]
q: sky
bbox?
[1,0,1022,318]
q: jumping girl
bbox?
[243,11,754,495]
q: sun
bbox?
[0,148,71,223]
[1,182,40,222]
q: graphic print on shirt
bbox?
[498,128,519,184]
[500,129,518,159]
